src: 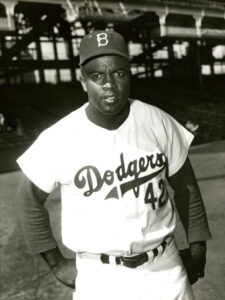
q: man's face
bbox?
[80,55,130,116]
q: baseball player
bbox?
[17,30,211,300]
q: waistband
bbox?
[78,235,173,269]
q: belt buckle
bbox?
[120,253,148,268]
[120,257,137,268]
[120,255,137,268]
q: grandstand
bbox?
[0,0,225,172]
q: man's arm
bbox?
[17,174,76,288]
[168,157,212,284]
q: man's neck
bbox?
[85,103,130,130]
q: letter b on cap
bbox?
[96,33,108,47]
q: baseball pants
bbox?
[73,239,195,300]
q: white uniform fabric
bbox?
[17,99,193,256]
[75,239,195,300]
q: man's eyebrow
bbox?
[113,67,127,72]
[85,68,103,73]
[84,66,129,74]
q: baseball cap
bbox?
[79,30,129,66]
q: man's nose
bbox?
[102,73,115,89]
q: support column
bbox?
[168,42,174,78]
[1,36,10,84]
[145,29,154,78]
[195,41,204,90]
[14,15,24,83]
[141,29,150,78]
[63,22,76,82]
[209,44,215,76]
[35,35,45,83]
[156,7,169,37]
[67,35,76,82]
[194,11,204,38]
[149,40,154,78]
[2,1,16,30]
[190,41,204,90]
[52,30,60,83]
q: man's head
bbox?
[79,30,131,117]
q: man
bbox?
[17,30,211,299]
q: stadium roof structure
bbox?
[0,1,225,33]
[0,0,224,86]
[0,0,224,42]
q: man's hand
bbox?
[180,241,207,285]
[189,241,206,284]
[52,257,76,289]
[40,247,76,289]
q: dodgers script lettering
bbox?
[74,153,167,202]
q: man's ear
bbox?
[80,74,87,92]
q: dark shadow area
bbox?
[0,76,224,173]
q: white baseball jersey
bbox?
[17,99,193,255]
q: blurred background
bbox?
[0,0,225,299]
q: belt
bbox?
[78,236,172,269]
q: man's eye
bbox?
[91,73,102,80]
[114,71,125,78]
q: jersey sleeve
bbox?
[17,174,58,254]
[159,110,194,177]
[17,130,59,193]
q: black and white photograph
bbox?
[0,1,224,299]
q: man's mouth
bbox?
[104,96,116,103]
[103,94,117,104]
